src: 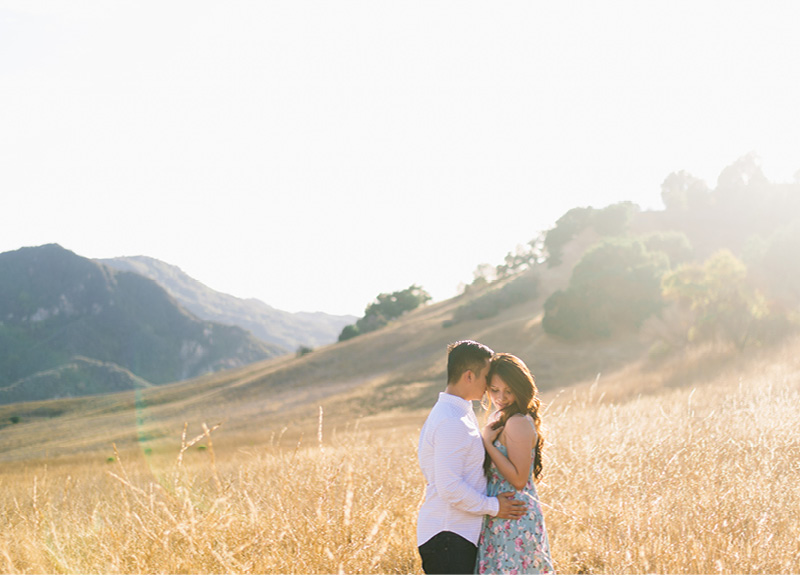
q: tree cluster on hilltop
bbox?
[456,153,800,352]
[543,201,640,267]
[331,154,799,354]
[338,284,431,342]
[539,153,800,349]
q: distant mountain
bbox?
[0,244,283,404]
[97,256,356,351]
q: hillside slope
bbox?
[0,233,647,461]
[98,256,356,351]
[4,167,799,459]
[3,264,794,465]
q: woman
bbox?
[476,353,554,574]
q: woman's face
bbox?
[488,375,516,411]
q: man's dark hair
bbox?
[447,340,494,384]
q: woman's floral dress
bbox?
[476,439,554,574]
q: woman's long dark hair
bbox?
[484,353,545,482]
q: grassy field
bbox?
[2,337,799,574]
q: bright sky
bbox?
[2,2,799,316]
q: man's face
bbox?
[470,361,491,400]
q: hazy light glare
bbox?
[1,1,799,315]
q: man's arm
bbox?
[432,418,525,518]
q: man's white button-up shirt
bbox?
[417,392,500,547]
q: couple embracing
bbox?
[417,340,553,575]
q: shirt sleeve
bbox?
[432,417,500,517]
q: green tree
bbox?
[643,231,694,268]
[746,220,800,307]
[542,289,594,339]
[337,324,360,342]
[543,207,595,266]
[295,345,314,357]
[363,284,431,322]
[661,170,711,211]
[543,239,669,339]
[496,244,538,279]
[592,202,638,236]
[355,312,388,334]
[662,250,770,349]
[716,152,768,191]
[338,284,431,342]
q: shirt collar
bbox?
[438,391,475,414]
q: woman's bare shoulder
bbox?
[504,413,536,441]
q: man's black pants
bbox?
[418,531,477,574]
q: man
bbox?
[417,340,526,574]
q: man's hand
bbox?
[494,491,526,519]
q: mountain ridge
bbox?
[0,244,283,404]
[97,255,356,352]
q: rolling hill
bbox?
[2,156,799,461]
[0,356,152,405]
[0,232,645,461]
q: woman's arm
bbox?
[482,414,535,491]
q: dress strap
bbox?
[525,414,538,451]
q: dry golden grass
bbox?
[541,353,800,574]
[2,340,800,574]
[1,417,424,574]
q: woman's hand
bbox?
[482,423,503,446]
